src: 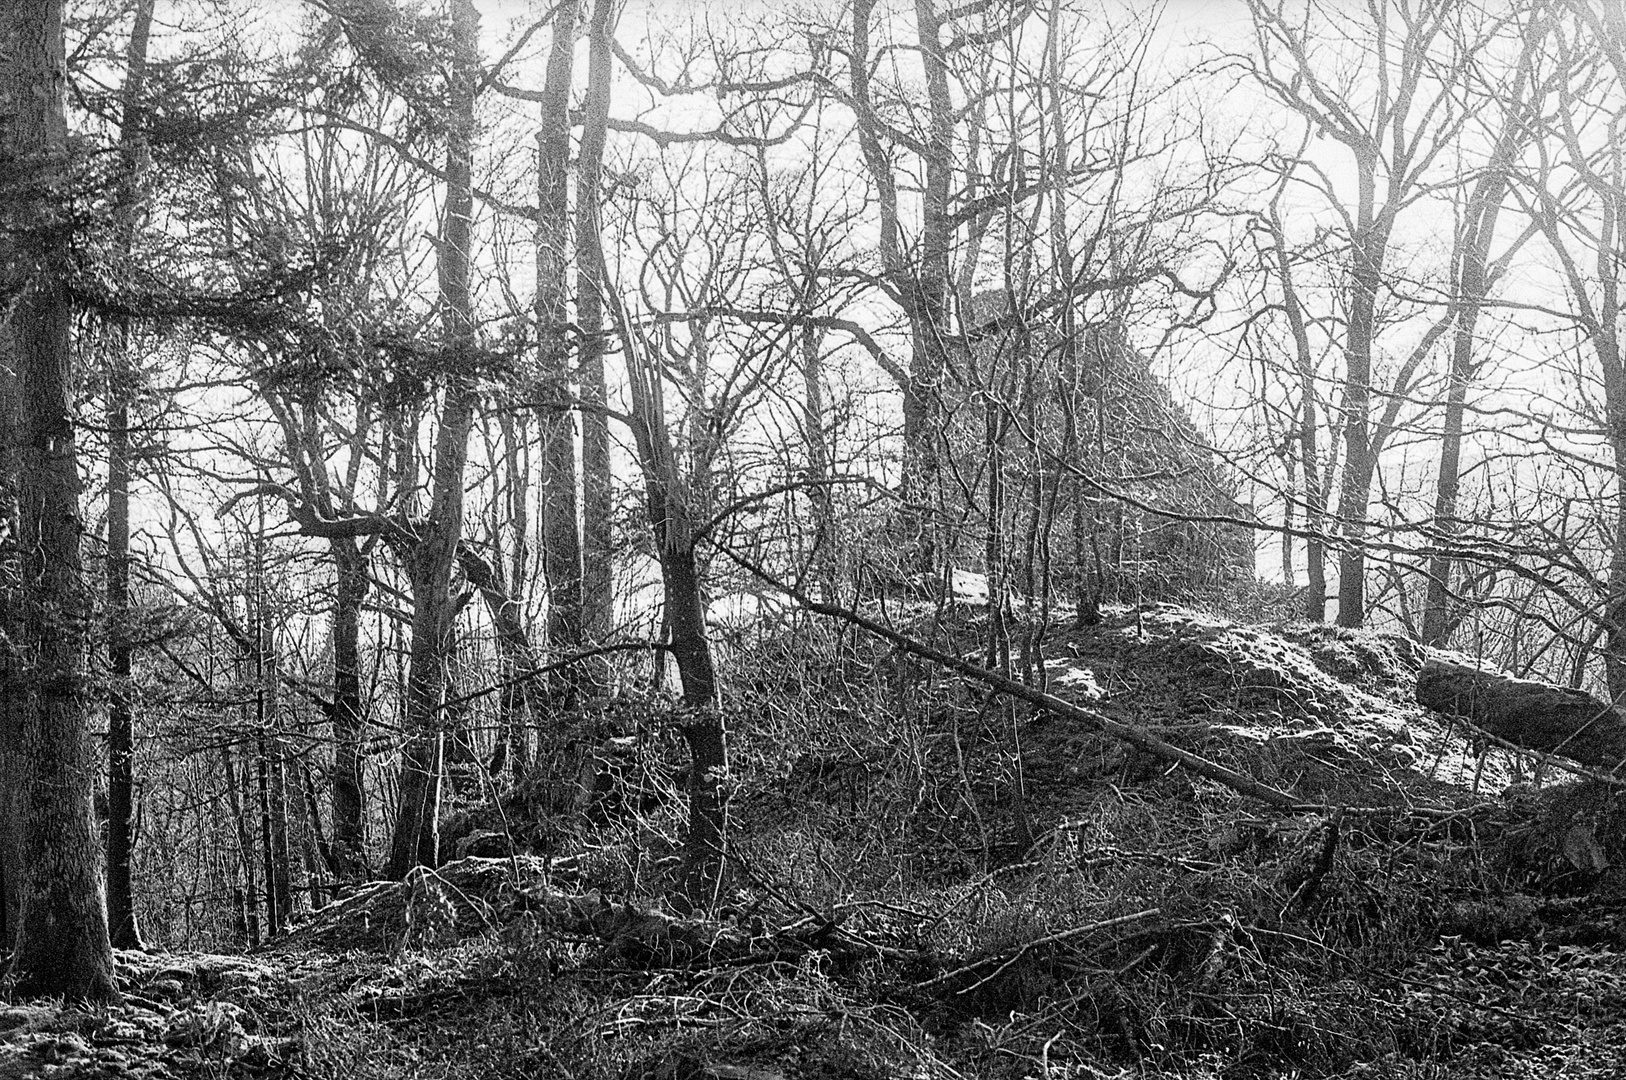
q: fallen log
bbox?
[1416,658,1626,771]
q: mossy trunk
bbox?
[4,0,119,1004]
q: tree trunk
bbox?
[1518,25,1626,700]
[1583,151,1626,701]
[577,0,615,663]
[3,0,120,1003]
[222,743,260,947]
[1591,310,1626,703]
[660,541,726,906]
[299,759,332,905]
[1262,201,1327,619]
[385,0,480,880]
[105,388,141,947]
[902,0,953,579]
[538,0,583,716]
[1302,371,1334,621]
[267,694,294,929]
[800,322,836,600]
[1419,204,1498,647]
[1421,41,1533,646]
[1243,4,1453,628]
[104,0,154,953]
[1280,446,1297,590]
[256,733,282,936]
[329,537,368,878]
[13,290,113,986]
[458,546,547,785]
[0,319,19,953]
[849,0,945,580]
[1045,71,1093,627]
[622,320,727,908]
[0,663,17,956]
[487,413,533,779]
[1332,150,1393,629]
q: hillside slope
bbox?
[7,604,1626,1080]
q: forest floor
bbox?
[8,601,1626,1079]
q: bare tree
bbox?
[748,122,866,601]
[1246,144,1339,621]
[1245,0,1480,627]
[844,0,952,577]
[621,317,727,905]
[609,164,772,907]
[1420,11,1548,646]
[537,0,583,723]
[578,0,616,653]
[385,0,481,879]
[1511,0,1626,697]
[104,0,156,952]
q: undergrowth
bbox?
[13,602,1626,1079]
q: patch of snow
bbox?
[1051,664,1106,701]
[950,570,990,605]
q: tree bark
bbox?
[457,545,546,782]
[1418,186,1503,647]
[222,743,260,946]
[104,0,155,951]
[265,631,295,931]
[903,0,953,580]
[1332,140,1394,628]
[105,387,141,950]
[3,0,120,1002]
[487,414,533,779]
[577,0,615,663]
[1417,658,1626,769]
[538,0,583,717]
[256,733,282,936]
[800,321,836,600]
[329,537,368,878]
[385,0,480,880]
[0,317,19,955]
[662,542,726,906]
